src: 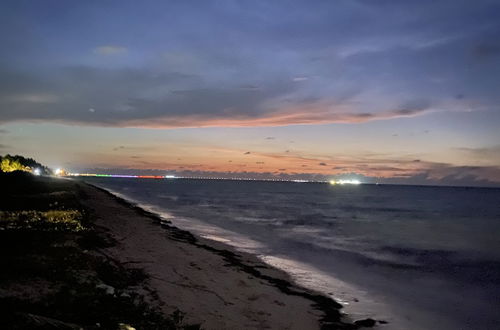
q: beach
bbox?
[2,0,499,328]
[0,173,377,329]
[81,183,354,329]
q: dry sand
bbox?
[78,183,366,330]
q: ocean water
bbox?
[84,178,500,329]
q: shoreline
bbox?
[83,181,381,329]
[87,182,386,322]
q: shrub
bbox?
[0,210,84,231]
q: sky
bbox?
[1,0,500,186]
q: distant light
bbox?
[33,168,41,176]
[55,168,63,176]
[165,175,176,179]
[329,179,361,185]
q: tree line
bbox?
[0,154,52,175]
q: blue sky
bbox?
[1,0,500,186]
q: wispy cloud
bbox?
[457,145,500,158]
[120,106,435,129]
[5,93,59,104]
[455,145,500,166]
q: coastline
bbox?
[81,181,380,329]
[86,182,390,325]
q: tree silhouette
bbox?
[0,154,52,175]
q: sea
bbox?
[83,177,500,330]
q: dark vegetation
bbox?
[0,172,195,329]
[0,154,52,175]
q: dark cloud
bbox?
[393,99,431,115]
[0,64,439,128]
[318,162,327,166]
[265,137,275,140]
[394,109,418,116]
[0,1,498,128]
[367,166,410,172]
[244,151,251,155]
